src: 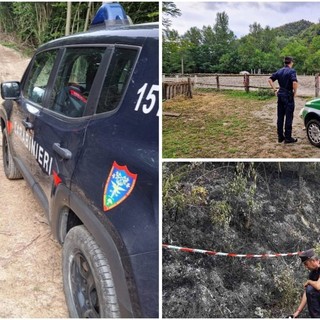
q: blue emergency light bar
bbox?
[91,3,129,28]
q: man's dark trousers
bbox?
[277,94,295,140]
[306,285,320,317]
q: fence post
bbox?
[187,77,193,98]
[244,74,250,93]
[315,73,319,98]
[216,75,220,91]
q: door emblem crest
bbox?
[103,161,137,211]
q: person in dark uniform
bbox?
[268,56,298,143]
[293,249,320,318]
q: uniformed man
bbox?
[268,56,298,144]
[293,249,320,318]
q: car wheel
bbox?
[307,119,320,147]
[63,225,120,318]
[2,128,22,179]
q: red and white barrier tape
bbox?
[162,244,302,258]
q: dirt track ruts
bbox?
[0,44,68,317]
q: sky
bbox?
[169,2,320,38]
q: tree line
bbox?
[163,7,320,75]
[0,2,159,49]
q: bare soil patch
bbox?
[0,44,68,317]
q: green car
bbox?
[300,98,320,147]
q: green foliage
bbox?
[121,2,159,24]
[314,243,320,256]
[208,89,274,101]
[221,163,258,230]
[255,89,275,100]
[275,19,314,38]
[163,171,187,216]
[191,186,208,205]
[274,268,301,310]
[210,200,232,229]
[163,163,211,218]
[163,10,236,74]
[0,2,159,49]
[207,163,260,230]
[162,2,181,32]
[163,10,319,74]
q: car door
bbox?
[70,41,159,317]
[28,46,108,211]
[15,47,106,212]
[8,49,59,206]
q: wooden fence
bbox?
[163,73,320,99]
[163,78,193,100]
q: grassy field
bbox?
[162,89,320,159]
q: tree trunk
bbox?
[65,2,72,36]
[84,2,91,31]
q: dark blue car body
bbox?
[0,22,159,318]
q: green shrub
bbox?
[274,268,300,311]
[210,200,232,229]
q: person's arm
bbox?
[304,277,320,290]
[293,291,307,318]
[268,78,278,95]
[293,81,298,97]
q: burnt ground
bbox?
[162,162,320,318]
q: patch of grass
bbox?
[163,91,265,158]
[162,91,320,158]
[222,89,274,100]
[0,40,33,57]
[0,41,17,49]
[196,88,275,101]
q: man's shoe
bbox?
[278,137,285,143]
[284,137,298,144]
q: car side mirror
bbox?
[1,81,21,100]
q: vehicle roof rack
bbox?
[90,2,130,29]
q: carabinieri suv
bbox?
[0,3,159,318]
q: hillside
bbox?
[164,13,320,74]
[299,22,320,44]
[162,162,320,318]
[274,19,314,37]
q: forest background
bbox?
[163,2,320,75]
[0,2,159,52]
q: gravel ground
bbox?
[0,44,68,317]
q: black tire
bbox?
[2,128,22,179]
[62,225,120,318]
[306,119,320,147]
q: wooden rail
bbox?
[163,73,320,98]
[163,78,193,100]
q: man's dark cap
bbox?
[284,56,294,65]
[299,248,316,263]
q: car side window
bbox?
[48,47,105,118]
[23,50,58,105]
[96,47,138,114]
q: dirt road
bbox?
[254,96,320,158]
[0,44,68,317]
